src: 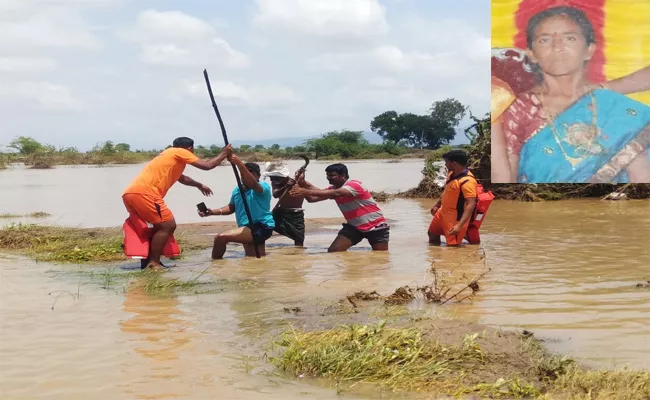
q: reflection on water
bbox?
[1,161,649,398]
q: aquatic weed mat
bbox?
[47,266,264,296]
[269,318,650,400]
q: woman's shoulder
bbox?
[503,90,540,123]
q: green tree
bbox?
[370,98,468,149]
[239,144,251,151]
[305,130,368,159]
[115,143,131,152]
[253,144,265,152]
[8,136,43,155]
[270,144,281,150]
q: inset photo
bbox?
[491,0,650,183]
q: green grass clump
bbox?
[272,321,650,399]
[0,223,206,263]
[0,223,124,262]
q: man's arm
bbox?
[295,177,323,202]
[230,155,263,192]
[178,174,212,196]
[203,203,236,217]
[190,144,232,171]
[458,197,477,227]
[606,66,650,95]
[178,174,201,187]
[272,179,293,198]
[290,185,353,202]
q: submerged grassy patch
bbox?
[0,213,21,219]
[0,211,51,219]
[0,223,206,263]
[272,321,650,399]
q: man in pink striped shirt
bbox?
[290,163,389,252]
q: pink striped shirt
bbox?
[327,180,387,232]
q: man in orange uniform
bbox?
[122,137,232,269]
[428,150,478,247]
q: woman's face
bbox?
[527,14,596,77]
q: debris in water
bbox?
[603,192,628,201]
[384,286,415,305]
[635,280,650,289]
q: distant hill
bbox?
[229,130,469,148]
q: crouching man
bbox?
[199,154,275,259]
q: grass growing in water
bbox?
[0,212,51,219]
[272,321,650,399]
[0,223,203,263]
[0,213,21,219]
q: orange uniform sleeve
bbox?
[173,148,200,164]
[460,178,478,199]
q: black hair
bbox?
[172,137,194,149]
[442,150,468,166]
[325,163,349,178]
[526,6,595,49]
[245,162,261,176]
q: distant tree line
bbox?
[0,97,474,167]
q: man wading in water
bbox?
[264,163,310,247]
[122,137,232,269]
[290,163,389,252]
[199,154,275,259]
[427,150,478,247]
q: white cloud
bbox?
[0,81,83,110]
[0,58,58,73]
[181,79,301,109]
[253,0,389,48]
[121,9,249,68]
[0,1,489,150]
[0,9,100,50]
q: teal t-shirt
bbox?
[229,181,275,228]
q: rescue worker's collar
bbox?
[446,169,469,184]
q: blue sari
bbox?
[518,89,650,183]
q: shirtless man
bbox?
[122,137,232,269]
[265,163,309,247]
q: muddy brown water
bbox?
[1,160,649,399]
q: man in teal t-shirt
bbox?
[199,154,275,259]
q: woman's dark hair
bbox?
[172,137,194,149]
[325,163,349,178]
[526,6,595,49]
[442,150,468,166]
[245,162,261,176]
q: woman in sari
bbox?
[491,6,650,183]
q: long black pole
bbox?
[203,69,261,259]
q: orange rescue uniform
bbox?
[428,170,478,246]
[122,147,199,224]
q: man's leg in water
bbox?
[213,226,265,259]
[328,224,361,252]
[148,219,177,267]
[427,211,444,245]
[367,227,390,251]
[122,193,175,269]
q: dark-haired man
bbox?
[122,137,232,269]
[427,150,477,247]
[290,163,389,252]
[198,155,275,259]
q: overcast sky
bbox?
[0,0,490,151]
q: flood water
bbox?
[1,160,649,399]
